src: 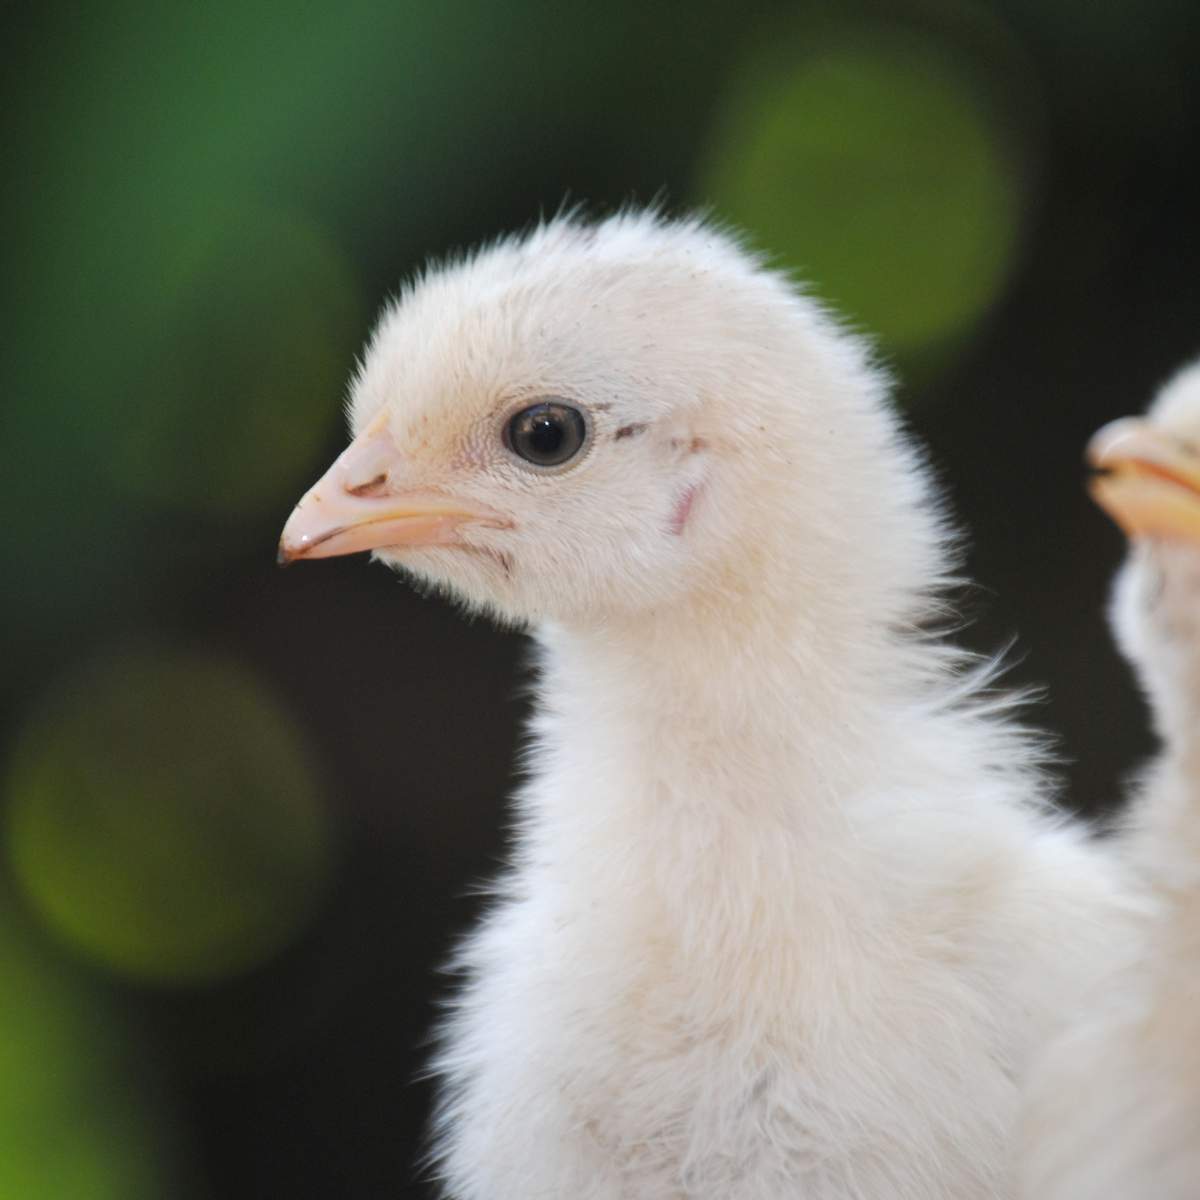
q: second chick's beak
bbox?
[278,411,508,564]
[1088,417,1200,543]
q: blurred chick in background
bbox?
[281,211,1136,1200]
[1023,363,1200,1200]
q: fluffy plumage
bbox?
[1022,362,1200,1199]
[282,212,1134,1199]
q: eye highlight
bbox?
[504,400,588,468]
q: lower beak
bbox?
[1087,418,1200,543]
[278,416,508,564]
[278,497,497,564]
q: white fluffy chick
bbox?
[1022,361,1200,1200]
[280,213,1130,1200]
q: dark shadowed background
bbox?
[2,1,1199,1195]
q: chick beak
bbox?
[278,412,507,564]
[1087,417,1200,543]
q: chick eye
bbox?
[504,401,588,468]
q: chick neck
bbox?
[538,510,938,829]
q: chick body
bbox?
[284,214,1134,1199]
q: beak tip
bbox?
[276,541,297,567]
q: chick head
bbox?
[280,213,935,629]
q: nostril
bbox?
[346,473,389,498]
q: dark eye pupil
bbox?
[528,412,564,455]
[506,402,587,467]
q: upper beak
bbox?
[278,412,508,564]
[1087,417,1200,543]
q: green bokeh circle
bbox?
[109,200,362,520]
[5,646,334,985]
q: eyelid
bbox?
[497,394,592,424]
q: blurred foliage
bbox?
[5,646,332,984]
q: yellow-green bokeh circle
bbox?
[0,914,167,1198]
[5,647,334,985]
[700,31,1023,363]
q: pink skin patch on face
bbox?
[668,437,708,535]
[670,485,699,536]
